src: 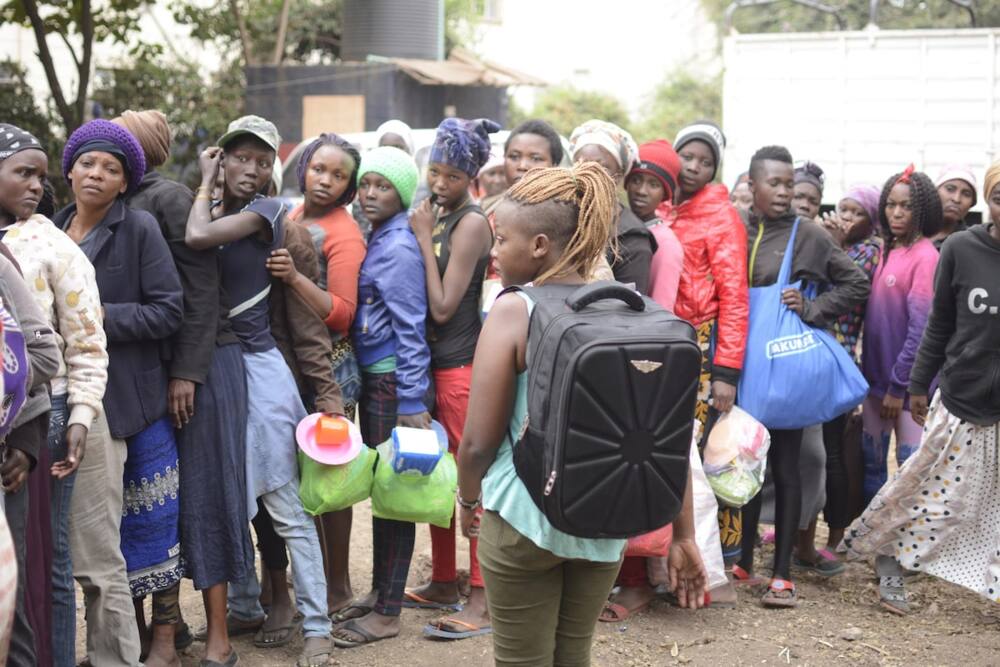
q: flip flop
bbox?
[423,617,493,640]
[297,636,334,667]
[793,554,846,577]
[193,614,264,641]
[331,618,397,649]
[403,589,463,611]
[331,603,372,625]
[598,599,650,623]
[199,649,239,667]
[253,614,303,648]
[878,575,909,615]
[729,564,764,586]
[761,579,797,609]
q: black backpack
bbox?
[508,281,701,539]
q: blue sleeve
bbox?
[374,231,430,415]
[103,216,184,343]
[245,197,285,248]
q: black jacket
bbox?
[610,204,658,295]
[910,225,1000,425]
[53,200,183,439]
[127,171,236,384]
[745,212,869,328]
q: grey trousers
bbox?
[761,424,827,530]
[68,410,140,667]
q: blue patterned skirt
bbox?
[121,417,184,597]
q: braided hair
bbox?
[504,161,617,285]
[877,168,942,260]
[296,133,362,207]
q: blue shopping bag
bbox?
[737,219,868,429]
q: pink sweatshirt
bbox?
[648,221,683,311]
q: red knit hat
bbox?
[631,140,681,201]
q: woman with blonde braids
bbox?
[457,162,707,666]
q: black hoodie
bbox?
[910,224,1000,425]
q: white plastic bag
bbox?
[702,406,770,508]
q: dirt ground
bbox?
[76,500,1000,667]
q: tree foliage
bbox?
[519,86,631,139]
[633,70,722,144]
[700,0,1000,34]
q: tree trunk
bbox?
[271,0,292,65]
[20,0,80,130]
[229,0,258,65]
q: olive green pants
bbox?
[477,511,622,667]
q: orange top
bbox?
[289,204,367,337]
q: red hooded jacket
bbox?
[657,184,748,381]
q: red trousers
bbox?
[430,365,483,588]
[616,556,648,588]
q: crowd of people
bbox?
[0,105,997,667]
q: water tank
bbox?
[342,0,444,62]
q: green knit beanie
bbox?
[357,146,419,209]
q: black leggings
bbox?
[822,412,850,530]
[739,428,802,581]
[253,501,290,572]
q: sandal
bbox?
[297,635,334,667]
[199,649,239,667]
[331,603,372,625]
[878,575,909,615]
[730,564,764,587]
[598,599,650,623]
[193,614,264,641]
[253,613,303,648]
[793,553,846,577]
[423,617,493,640]
[331,618,398,649]
[403,589,463,611]
[761,579,797,608]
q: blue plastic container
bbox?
[391,422,447,476]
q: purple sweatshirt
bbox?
[862,237,939,399]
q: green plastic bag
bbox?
[298,446,377,516]
[371,442,456,529]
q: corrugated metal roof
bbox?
[377,47,546,87]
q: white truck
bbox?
[721,27,1000,216]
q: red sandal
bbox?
[729,564,764,586]
[761,578,797,609]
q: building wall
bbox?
[246,63,508,143]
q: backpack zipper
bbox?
[543,470,557,496]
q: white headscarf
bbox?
[375,120,414,154]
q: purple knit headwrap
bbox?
[842,184,881,233]
[62,119,146,195]
[296,133,361,207]
[428,117,501,178]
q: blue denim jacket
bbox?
[352,211,430,415]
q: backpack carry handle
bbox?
[567,281,646,312]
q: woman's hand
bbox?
[51,424,88,479]
[910,394,929,426]
[710,380,736,413]
[199,146,223,183]
[168,379,197,429]
[881,393,904,420]
[409,198,436,242]
[397,411,432,429]
[781,288,804,315]
[820,211,847,246]
[1,448,30,494]
[459,505,480,538]
[266,249,301,285]
[667,537,708,609]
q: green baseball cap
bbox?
[218,115,281,152]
